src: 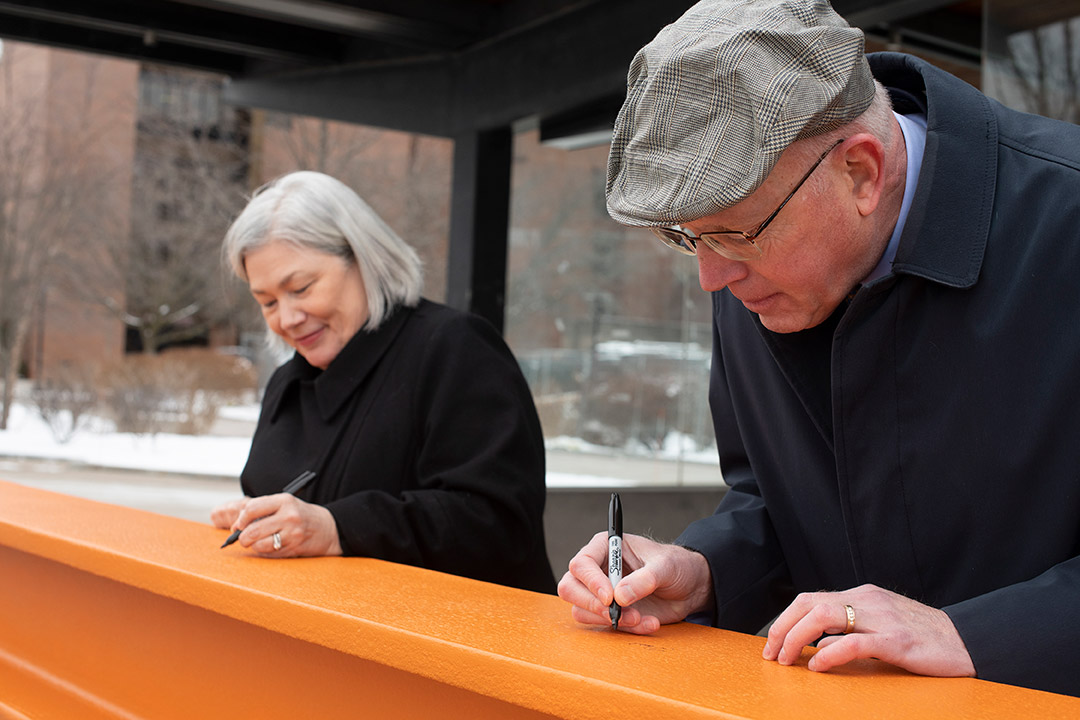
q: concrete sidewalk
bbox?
[0,457,238,523]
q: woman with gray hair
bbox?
[211,171,555,594]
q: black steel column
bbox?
[446,126,512,334]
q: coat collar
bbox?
[262,301,418,422]
[868,52,997,290]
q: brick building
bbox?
[2,41,137,382]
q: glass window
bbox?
[256,114,453,302]
[505,129,719,487]
[983,0,1080,123]
[219,106,722,488]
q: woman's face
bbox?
[245,240,369,370]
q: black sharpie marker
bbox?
[608,492,623,629]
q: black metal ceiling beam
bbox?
[836,1,983,66]
[0,13,251,74]
[456,0,692,131]
[833,0,960,27]
[866,6,982,62]
[224,0,694,137]
[0,0,345,70]
[227,53,455,133]
[4,0,992,134]
[167,0,478,51]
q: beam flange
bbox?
[2,480,1077,719]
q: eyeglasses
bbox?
[652,139,845,261]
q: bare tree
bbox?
[53,65,256,356]
[261,113,452,300]
[270,112,378,178]
[0,43,122,428]
[987,17,1080,123]
[119,113,250,353]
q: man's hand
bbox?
[558,532,714,634]
[763,584,976,677]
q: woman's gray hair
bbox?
[223,170,423,330]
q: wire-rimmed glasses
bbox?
[652,139,845,261]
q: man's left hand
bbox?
[762,584,976,678]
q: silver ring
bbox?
[842,604,856,634]
[272,532,282,551]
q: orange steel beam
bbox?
[0,479,1078,719]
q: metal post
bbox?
[446,126,512,334]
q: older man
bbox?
[558,0,1080,696]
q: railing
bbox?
[1,479,1077,719]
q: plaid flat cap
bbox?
[606,0,875,226]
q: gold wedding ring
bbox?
[842,604,856,634]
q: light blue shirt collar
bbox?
[863,111,927,284]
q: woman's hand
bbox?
[210,498,247,529]
[763,584,976,678]
[227,494,343,558]
[558,532,714,634]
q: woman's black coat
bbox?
[241,299,556,594]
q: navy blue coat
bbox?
[678,53,1080,695]
[242,299,556,594]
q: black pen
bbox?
[608,491,623,629]
[219,470,317,548]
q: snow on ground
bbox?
[0,403,251,478]
[0,402,719,488]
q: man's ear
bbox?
[839,133,887,217]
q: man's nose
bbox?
[697,248,747,292]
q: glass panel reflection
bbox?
[505,129,719,486]
[983,0,1080,123]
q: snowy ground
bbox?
[0,403,254,478]
[0,402,721,489]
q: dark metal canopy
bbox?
[1,0,996,329]
[0,1,993,138]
